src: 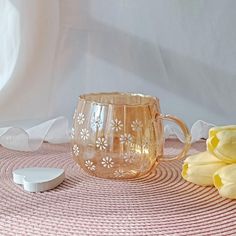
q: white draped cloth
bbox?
[0,0,235,151]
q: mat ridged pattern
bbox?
[1,140,236,236]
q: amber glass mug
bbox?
[72,92,191,179]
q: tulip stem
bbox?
[214,174,223,189]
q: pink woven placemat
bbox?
[0,140,236,236]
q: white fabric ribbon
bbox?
[164,120,215,143]
[0,117,69,151]
[0,117,214,152]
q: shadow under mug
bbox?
[72,92,191,179]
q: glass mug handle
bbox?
[157,114,191,161]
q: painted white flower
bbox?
[114,169,125,177]
[131,120,143,132]
[139,160,150,173]
[111,118,123,132]
[73,111,76,120]
[101,156,114,168]
[80,128,89,141]
[72,144,80,156]
[120,133,133,145]
[123,152,136,163]
[143,137,149,149]
[85,160,96,171]
[96,137,108,150]
[91,116,103,129]
[77,113,85,125]
[71,127,75,139]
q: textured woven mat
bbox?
[0,140,236,236]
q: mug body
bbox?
[72,92,164,179]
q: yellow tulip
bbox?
[213,164,236,199]
[207,125,236,163]
[182,151,227,186]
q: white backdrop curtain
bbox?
[0,0,235,150]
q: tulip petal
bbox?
[182,152,227,186]
[209,125,236,138]
[213,164,236,199]
[217,131,236,158]
[184,151,223,164]
[207,129,236,163]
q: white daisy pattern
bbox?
[120,133,133,145]
[101,156,114,168]
[131,120,143,132]
[123,152,136,163]
[80,128,90,141]
[139,160,150,173]
[96,137,108,150]
[72,144,80,156]
[114,169,125,177]
[91,116,103,129]
[77,113,85,125]
[85,160,96,171]
[71,127,75,139]
[73,111,76,120]
[143,137,149,149]
[111,118,123,132]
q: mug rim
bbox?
[79,92,159,107]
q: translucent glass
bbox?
[72,92,191,179]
